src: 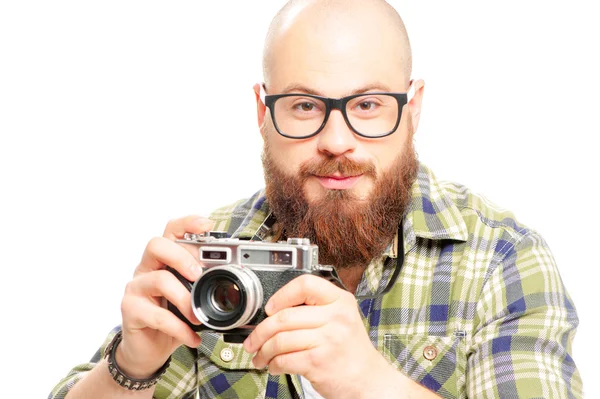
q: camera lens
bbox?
[210,279,241,313]
[191,265,263,331]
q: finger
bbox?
[163,215,215,263]
[137,236,202,282]
[243,305,329,354]
[122,296,201,348]
[163,215,215,240]
[126,270,200,325]
[265,348,314,376]
[265,274,343,315]
[251,329,319,369]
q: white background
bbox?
[1,1,598,397]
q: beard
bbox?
[262,132,418,270]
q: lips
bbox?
[315,174,363,190]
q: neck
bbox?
[337,266,366,294]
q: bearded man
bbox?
[50,0,582,398]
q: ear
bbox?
[407,79,425,132]
[253,83,267,134]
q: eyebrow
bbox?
[280,82,395,96]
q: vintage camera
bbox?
[167,231,342,343]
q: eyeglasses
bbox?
[260,84,415,139]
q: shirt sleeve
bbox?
[48,325,199,399]
[466,231,583,398]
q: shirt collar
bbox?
[400,163,469,254]
[233,162,469,252]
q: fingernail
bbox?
[264,301,273,315]
[191,335,201,347]
[190,263,203,279]
[243,337,253,353]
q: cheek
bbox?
[372,121,411,173]
[265,130,315,175]
[375,146,398,173]
[271,144,304,175]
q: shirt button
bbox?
[423,345,438,361]
[220,348,234,362]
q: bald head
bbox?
[262,0,412,89]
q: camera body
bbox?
[167,231,341,343]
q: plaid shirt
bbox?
[49,163,582,399]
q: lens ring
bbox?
[190,265,263,331]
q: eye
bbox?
[357,101,376,111]
[290,99,322,114]
[277,94,327,121]
[298,102,315,112]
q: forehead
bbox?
[266,10,408,96]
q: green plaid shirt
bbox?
[50,163,582,399]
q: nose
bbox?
[316,110,358,157]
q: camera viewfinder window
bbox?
[203,251,227,261]
[270,251,292,265]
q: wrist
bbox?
[115,341,164,380]
[104,330,171,391]
[355,350,398,399]
[357,352,439,399]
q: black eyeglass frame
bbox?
[261,89,411,139]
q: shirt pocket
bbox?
[198,331,261,370]
[382,334,465,399]
[196,332,268,399]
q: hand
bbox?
[243,274,387,398]
[117,215,214,379]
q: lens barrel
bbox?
[191,265,263,330]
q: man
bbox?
[50,0,582,398]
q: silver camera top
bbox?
[183,231,228,242]
[178,231,322,272]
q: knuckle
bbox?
[297,274,311,291]
[307,347,325,368]
[334,312,352,330]
[276,308,291,324]
[301,273,314,285]
[343,291,356,305]
[124,280,136,295]
[153,270,170,294]
[271,355,286,372]
[250,326,263,345]
[153,310,165,329]
[146,236,163,254]
[336,304,352,321]
[120,296,134,317]
[340,290,353,301]
[153,268,167,284]
[272,333,285,353]
[326,327,344,345]
[176,287,190,307]
[165,218,179,231]
[173,287,191,310]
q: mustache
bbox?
[299,156,377,179]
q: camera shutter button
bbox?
[220,347,234,362]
